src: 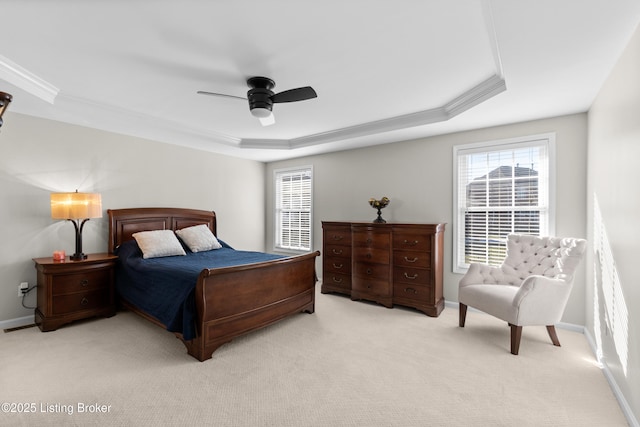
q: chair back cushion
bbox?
[501,234,587,284]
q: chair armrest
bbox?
[512,275,572,325]
[459,263,508,288]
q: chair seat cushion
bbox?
[459,284,519,324]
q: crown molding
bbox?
[238,74,506,150]
[0,55,59,104]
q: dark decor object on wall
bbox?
[0,91,13,127]
[369,197,390,223]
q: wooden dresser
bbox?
[321,221,445,317]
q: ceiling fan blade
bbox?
[271,86,317,103]
[197,91,246,101]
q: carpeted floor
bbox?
[0,285,628,426]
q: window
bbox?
[274,166,313,252]
[453,134,555,273]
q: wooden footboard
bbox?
[107,207,320,362]
[184,251,320,361]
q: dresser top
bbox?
[322,221,446,231]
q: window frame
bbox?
[452,133,556,273]
[273,165,313,254]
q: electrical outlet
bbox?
[19,282,29,297]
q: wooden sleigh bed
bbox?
[107,207,320,361]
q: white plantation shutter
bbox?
[275,167,313,251]
[453,135,555,272]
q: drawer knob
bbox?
[404,272,418,280]
[366,253,372,259]
[404,256,418,263]
[404,287,418,294]
[332,276,343,283]
[332,249,343,255]
[332,235,343,241]
[80,279,89,287]
[81,297,89,306]
[366,268,373,275]
[332,263,343,269]
[404,239,419,246]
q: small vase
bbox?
[373,208,386,223]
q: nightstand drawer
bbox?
[52,289,111,315]
[52,269,111,295]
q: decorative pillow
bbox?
[132,230,186,259]
[175,224,222,253]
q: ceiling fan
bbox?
[197,76,317,126]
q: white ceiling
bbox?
[2,0,640,162]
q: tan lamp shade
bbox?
[51,192,102,220]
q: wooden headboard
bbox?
[107,207,217,254]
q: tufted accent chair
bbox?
[458,234,587,355]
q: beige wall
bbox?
[587,22,640,422]
[0,113,266,325]
[266,113,588,324]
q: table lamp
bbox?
[51,191,102,260]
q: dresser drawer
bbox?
[353,247,389,264]
[52,289,111,315]
[352,230,390,249]
[393,230,432,252]
[323,255,351,274]
[324,244,351,258]
[323,272,352,292]
[353,262,389,279]
[393,266,431,286]
[52,269,111,295]
[324,228,352,245]
[393,250,430,269]
[393,282,432,304]
[352,276,391,297]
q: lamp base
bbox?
[70,253,87,261]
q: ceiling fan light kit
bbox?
[198,76,317,126]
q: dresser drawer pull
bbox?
[332,249,343,255]
[332,263,343,269]
[366,253,372,259]
[332,276,343,283]
[366,238,373,245]
[80,279,89,287]
[403,239,419,246]
[332,235,344,241]
[81,297,89,306]
[404,287,418,294]
[404,272,418,280]
[366,268,373,275]
[403,256,418,263]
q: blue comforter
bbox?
[114,239,284,340]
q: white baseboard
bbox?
[584,328,639,427]
[0,314,35,331]
[449,301,637,426]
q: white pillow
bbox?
[175,224,222,253]
[132,230,186,259]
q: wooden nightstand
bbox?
[33,253,118,332]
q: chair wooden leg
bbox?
[510,324,522,355]
[546,325,561,347]
[459,303,467,327]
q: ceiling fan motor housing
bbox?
[248,77,275,116]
